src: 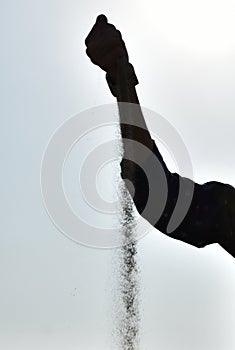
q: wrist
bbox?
[106,63,139,97]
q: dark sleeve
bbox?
[120,139,235,256]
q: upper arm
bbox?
[206,181,235,258]
[120,138,235,256]
[163,180,235,252]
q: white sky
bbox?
[1,0,235,349]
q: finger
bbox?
[86,28,122,55]
[85,14,108,46]
[85,18,117,47]
[87,45,128,72]
[86,36,127,63]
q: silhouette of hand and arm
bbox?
[85,14,235,258]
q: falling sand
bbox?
[116,179,140,350]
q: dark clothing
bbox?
[121,139,235,258]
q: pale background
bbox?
[1,0,235,349]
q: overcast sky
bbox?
[1,0,235,349]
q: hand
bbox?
[85,15,129,82]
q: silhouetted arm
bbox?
[85,14,235,259]
[109,70,235,258]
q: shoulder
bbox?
[200,180,235,204]
[190,180,235,226]
[200,180,235,249]
[170,179,235,248]
[202,180,235,191]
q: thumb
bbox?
[96,14,108,25]
[85,14,108,46]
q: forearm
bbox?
[118,86,153,152]
[107,62,226,253]
[106,63,153,152]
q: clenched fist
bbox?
[85,15,130,83]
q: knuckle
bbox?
[85,36,90,47]
[86,47,98,65]
[116,30,122,38]
[86,47,91,57]
[85,37,91,47]
[107,23,116,31]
